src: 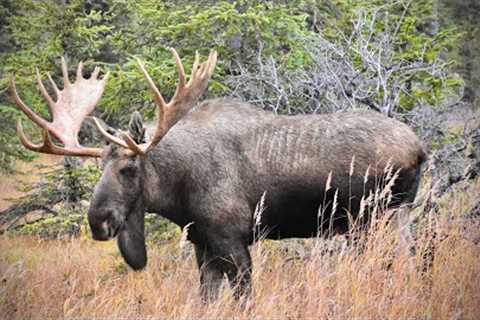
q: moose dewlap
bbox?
[11,49,426,301]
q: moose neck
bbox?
[141,139,191,228]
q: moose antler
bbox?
[11,58,108,157]
[94,48,217,155]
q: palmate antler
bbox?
[94,48,217,155]
[11,58,109,157]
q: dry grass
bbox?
[1,180,479,319]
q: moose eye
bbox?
[119,166,137,178]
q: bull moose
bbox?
[11,49,426,301]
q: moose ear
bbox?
[128,111,146,144]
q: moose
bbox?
[11,49,426,301]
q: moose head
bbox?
[11,49,217,270]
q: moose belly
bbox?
[256,184,353,240]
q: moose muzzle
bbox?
[88,207,125,241]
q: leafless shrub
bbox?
[227,6,456,117]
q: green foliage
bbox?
[62,163,102,199]
[101,0,315,122]
[0,104,34,172]
[13,208,87,239]
[4,162,101,238]
[429,125,464,150]
[16,163,100,204]
[144,213,180,244]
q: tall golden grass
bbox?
[1,179,479,319]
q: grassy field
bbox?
[1,178,479,319]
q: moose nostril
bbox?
[105,210,114,219]
[88,209,114,241]
[104,210,116,225]
[91,221,110,241]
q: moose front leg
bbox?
[192,194,254,301]
[210,238,253,300]
[223,242,252,300]
[194,244,225,302]
[194,239,252,302]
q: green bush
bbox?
[13,208,87,239]
[145,213,181,244]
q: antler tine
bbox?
[120,131,145,154]
[136,58,167,110]
[11,77,50,132]
[76,61,84,80]
[35,69,56,116]
[92,117,145,155]
[46,72,60,100]
[91,117,129,149]
[17,120,68,154]
[204,51,218,78]
[61,57,71,87]
[200,51,217,80]
[17,120,51,153]
[170,48,186,88]
[188,51,200,86]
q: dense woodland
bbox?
[0,1,479,319]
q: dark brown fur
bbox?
[88,98,426,300]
